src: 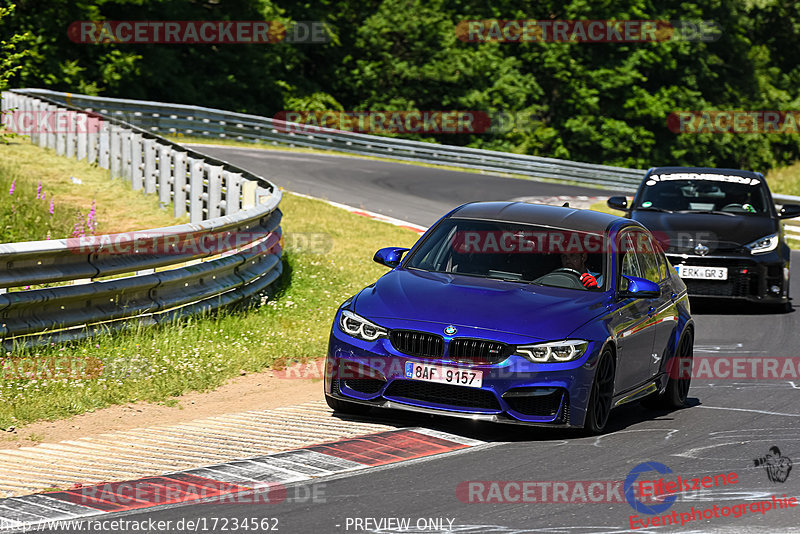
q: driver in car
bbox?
[560,252,602,288]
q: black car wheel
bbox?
[325,393,372,416]
[583,348,615,435]
[643,330,693,409]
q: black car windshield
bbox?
[404,218,607,291]
[635,172,771,216]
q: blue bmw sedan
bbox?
[324,202,694,434]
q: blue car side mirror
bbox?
[620,275,661,299]
[373,247,410,268]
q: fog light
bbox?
[770,285,781,294]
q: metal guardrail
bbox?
[15,89,800,205]
[14,89,647,192]
[0,91,284,348]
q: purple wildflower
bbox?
[36,181,43,199]
[71,212,85,238]
[8,179,15,195]
[49,199,55,215]
[87,200,96,234]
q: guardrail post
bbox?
[158,144,172,209]
[87,117,100,162]
[143,139,157,193]
[38,103,50,149]
[15,97,32,141]
[241,180,257,209]
[31,98,41,146]
[98,121,110,168]
[188,157,204,224]
[56,120,66,156]
[224,171,241,216]
[65,111,76,158]
[207,165,223,218]
[47,104,58,150]
[173,151,187,218]
[120,129,132,182]
[130,133,143,190]
[76,113,88,160]
[109,126,121,178]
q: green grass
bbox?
[0,192,420,428]
[765,161,800,197]
[0,141,187,240]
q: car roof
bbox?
[447,201,632,234]
[648,166,762,179]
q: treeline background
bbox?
[3,0,800,171]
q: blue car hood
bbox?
[353,269,609,340]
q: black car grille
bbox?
[390,330,510,364]
[384,380,501,410]
[449,338,512,364]
[390,330,444,358]
[669,258,759,297]
[344,378,385,394]
[503,388,565,418]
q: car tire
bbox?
[325,393,372,416]
[582,348,615,435]
[643,330,693,409]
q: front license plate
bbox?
[404,361,483,388]
[677,265,728,280]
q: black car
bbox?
[607,166,800,308]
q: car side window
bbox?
[652,238,669,281]
[632,231,661,284]
[619,233,641,290]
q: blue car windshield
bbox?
[635,173,770,215]
[404,218,607,291]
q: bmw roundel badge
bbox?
[444,325,457,335]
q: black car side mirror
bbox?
[607,196,628,211]
[778,204,800,219]
[373,247,410,268]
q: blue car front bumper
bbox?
[325,326,603,428]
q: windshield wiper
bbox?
[634,206,674,213]
[676,209,737,217]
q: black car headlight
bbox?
[339,310,388,342]
[515,340,589,363]
[744,233,778,254]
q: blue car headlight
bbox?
[339,310,388,342]
[514,340,589,363]
[744,233,778,254]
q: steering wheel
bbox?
[553,267,582,277]
[720,203,745,212]
[533,267,585,289]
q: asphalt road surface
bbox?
[51,147,800,533]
